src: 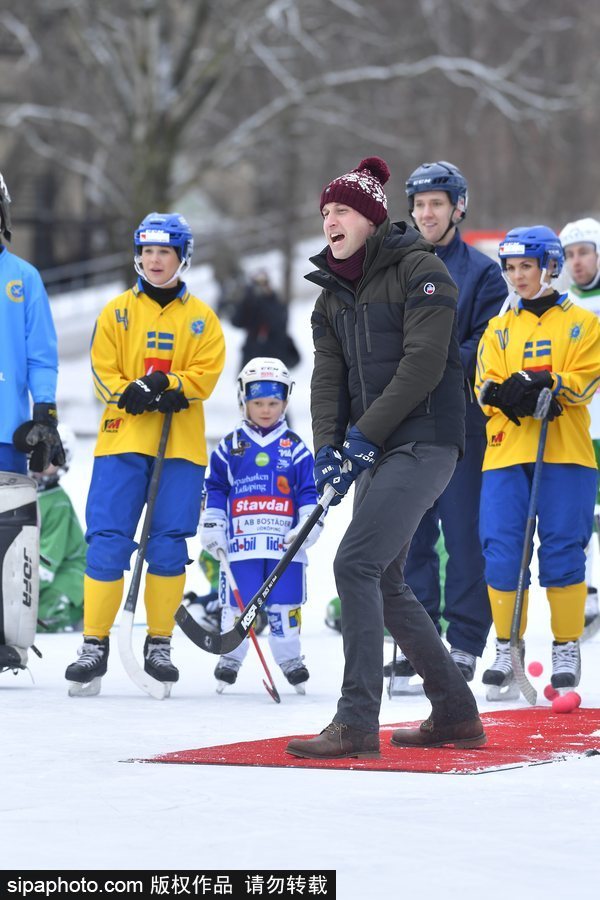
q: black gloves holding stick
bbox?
[117,371,189,415]
[480,370,562,425]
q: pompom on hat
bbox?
[320,157,390,226]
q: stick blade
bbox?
[510,643,537,706]
[264,679,281,703]
[117,611,169,700]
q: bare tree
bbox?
[1,0,597,276]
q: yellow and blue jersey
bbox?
[475,293,600,470]
[91,280,225,465]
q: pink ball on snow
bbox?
[527,660,543,677]
[552,692,579,714]
[543,683,559,701]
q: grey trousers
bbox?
[332,442,480,732]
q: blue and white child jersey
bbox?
[204,418,318,565]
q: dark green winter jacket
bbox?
[306,219,465,456]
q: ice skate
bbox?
[0,644,28,674]
[450,647,476,682]
[384,649,423,696]
[144,636,178,697]
[482,638,523,701]
[551,640,581,690]
[281,657,309,694]
[65,637,109,697]
[214,658,240,693]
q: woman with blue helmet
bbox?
[475,225,600,699]
[64,212,225,697]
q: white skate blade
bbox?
[293,683,306,695]
[485,681,520,702]
[388,676,424,696]
[68,677,102,698]
[215,680,229,694]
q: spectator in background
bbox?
[392,161,506,686]
[558,218,600,632]
[232,270,300,371]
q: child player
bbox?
[200,357,322,693]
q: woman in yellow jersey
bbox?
[65,213,225,696]
[475,226,600,699]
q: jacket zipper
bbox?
[342,308,352,359]
[363,304,372,353]
[355,307,368,412]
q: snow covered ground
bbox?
[2,256,599,898]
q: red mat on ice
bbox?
[136,708,600,774]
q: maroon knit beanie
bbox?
[320,156,391,225]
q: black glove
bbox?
[117,371,169,415]
[152,390,189,413]
[13,403,66,473]
[313,446,351,506]
[498,370,553,408]
[512,390,563,421]
[479,382,522,426]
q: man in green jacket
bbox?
[286,157,484,759]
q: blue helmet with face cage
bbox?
[405,161,468,219]
[498,225,564,276]
[134,212,194,281]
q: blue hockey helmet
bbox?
[134,212,194,281]
[498,225,564,277]
[405,161,468,218]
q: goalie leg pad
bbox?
[0,472,39,657]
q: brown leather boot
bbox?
[391,715,486,749]
[286,721,381,759]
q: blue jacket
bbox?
[436,230,506,434]
[0,246,58,443]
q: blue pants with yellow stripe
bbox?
[85,453,205,581]
[480,462,597,590]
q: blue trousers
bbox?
[85,453,205,581]
[480,463,597,590]
[404,433,491,657]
